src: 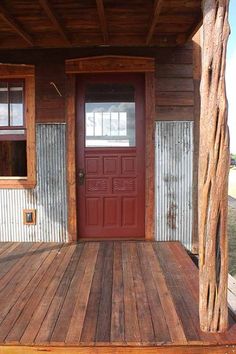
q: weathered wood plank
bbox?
[0,345,236,354]
[0,244,63,343]
[50,243,92,344]
[35,244,84,344]
[5,244,69,344]
[80,243,105,344]
[156,106,194,120]
[65,243,99,343]
[154,243,201,342]
[145,243,187,344]
[137,243,171,344]
[110,242,125,343]
[128,243,155,344]
[95,242,114,343]
[122,242,141,344]
[20,244,77,344]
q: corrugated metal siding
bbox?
[155,121,193,250]
[0,124,68,242]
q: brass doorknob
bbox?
[78,169,85,185]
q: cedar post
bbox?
[199,0,230,332]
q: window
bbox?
[85,83,135,147]
[0,64,36,188]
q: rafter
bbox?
[146,0,163,45]
[0,4,34,46]
[38,0,71,46]
[96,0,108,43]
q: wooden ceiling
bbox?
[0,0,202,49]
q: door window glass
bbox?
[85,83,135,147]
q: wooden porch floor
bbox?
[0,241,236,353]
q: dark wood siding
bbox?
[0,43,194,123]
[156,44,194,121]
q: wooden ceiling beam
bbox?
[0,4,34,46]
[96,0,109,43]
[146,0,163,45]
[38,0,71,46]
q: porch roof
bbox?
[0,0,202,49]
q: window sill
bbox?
[0,179,36,189]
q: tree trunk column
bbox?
[199,0,230,332]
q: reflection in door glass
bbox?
[85,83,135,147]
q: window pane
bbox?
[0,82,8,127]
[9,83,24,126]
[85,83,135,147]
[0,140,27,177]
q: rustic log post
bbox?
[199,0,230,332]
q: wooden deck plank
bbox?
[1,344,236,354]
[95,242,114,343]
[154,243,201,343]
[0,243,33,286]
[0,242,16,257]
[0,243,49,325]
[35,243,84,345]
[50,243,93,344]
[0,244,63,343]
[166,243,221,344]
[0,241,235,349]
[110,242,125,343]
[137,243,171,344]
[65,243,99,344]
[128,242,155,344]
[122,242,141,344]
[80,243,105,344]
[145,243,187,344]
[20,244,77,344]
[5,244,68,344]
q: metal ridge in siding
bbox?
[155,121,193,250]
[0,124,68,242]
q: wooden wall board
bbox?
[0,44,194,124]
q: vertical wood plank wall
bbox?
[0,43,196,245]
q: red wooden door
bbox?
[76,74,145,238]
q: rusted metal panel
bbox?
[0,124,68,242]
[155,121,193,250]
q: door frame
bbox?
[65,55,155,242]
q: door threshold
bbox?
[78,237,146,242]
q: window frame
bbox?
[0,64,36,189]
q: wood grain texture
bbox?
[38,0,71,46]
[96,0,108,43]
[0,3,34,46]
[192,30,201,254]
[65,56,155,74]
[0,345,236,354]
[66,75,77,242]
[0,241,235,349]
[145,72,155,240]
[0,1,202,49]
[198,0,230,332]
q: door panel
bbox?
[77,74,145,238]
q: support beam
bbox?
[38,0,71,46]
[0,4,34,46]
[146,0,163,45]
[96,0,108,43]
[199,0,230,332]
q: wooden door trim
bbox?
[66,56,155,242]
